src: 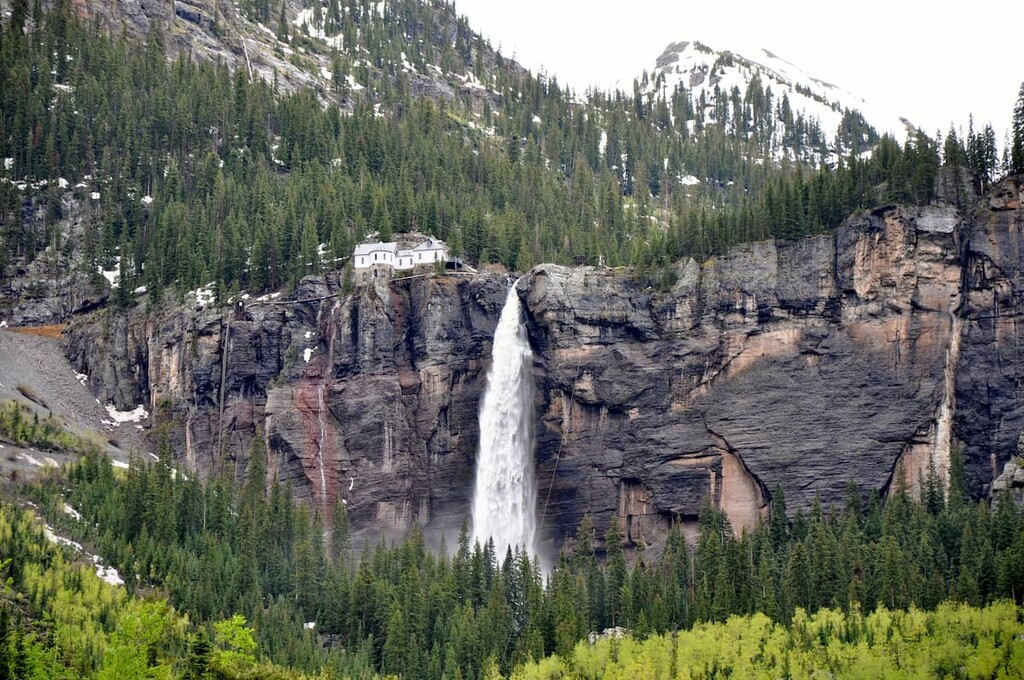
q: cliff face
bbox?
[67,272,508,546]
[521,179,1023,550]
[957,181,1024,494]
[521,203,967,549]
[64,179,1024,554]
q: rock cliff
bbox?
[67,272,509,547]
[63,179,1024,555]
[520,179,1022,552]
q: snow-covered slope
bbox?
[649,40,912,163]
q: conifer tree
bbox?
[769,485,788,550]
[183,629,211,680]
[330,499,351,564]
[604,518,627,626]
[277,1,289,42]
[1012,82,1024,175]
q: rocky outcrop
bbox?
[992,458,1024,507]
[0,190,107,326]
[174,0,217,31]
[957,178,1024,494]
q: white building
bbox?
[353,241,398,269]
[409,238,447,266]
[353,237,448,282]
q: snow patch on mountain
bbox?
[293,7,344,50]
[649,40,909,162]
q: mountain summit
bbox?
[646,40,912,164]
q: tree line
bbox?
[4,3,1017,313]
[13,438,1021,679]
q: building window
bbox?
[374,253,377,261]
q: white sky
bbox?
[453,0,1020,144]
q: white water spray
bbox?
[471,281,538,560]
[316,384,329,504]
[315,301,340,508]
[933,312,964,489]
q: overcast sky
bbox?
[453,0,1020,144]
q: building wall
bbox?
[354,248,395,270]
[353,242,447,280]
[413,248,446,264]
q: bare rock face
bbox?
[62,179,1024,556]
[67,272,508,547]
[992,458,1024,508]
[520,201,972,551]
[957,178,1024,494]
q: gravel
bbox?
[0,329,143,480]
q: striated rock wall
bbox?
[62,179,1024,556]
[67,271,508,547]
[957,179,1024,494]
[519,193,1017,552]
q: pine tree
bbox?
[300,214,320,276]
[9,0,28,34]
[276,1,289,42]
[330,499,351,564]
[604,517,627,626]
[0,605,11,680]
[770,485,788,550]
[1012,82,1024,175]
[947,444,967,513]
[183,629,211,680]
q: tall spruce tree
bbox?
[1012,82,1024,175]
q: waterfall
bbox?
[471,281,538,561]
[315,383,329,504]
[933,312,964,489]
[315,300,340,508]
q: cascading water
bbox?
[315,384,329,504]
[314,300,340,509]
[471,280,538,560]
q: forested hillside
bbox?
[1,0,1011,316]
[3,448,1024,678]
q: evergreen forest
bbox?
[4,1,1024,678]
[1,0,1017,308]
[2,446,1024,678]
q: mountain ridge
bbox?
[645,39,911,164]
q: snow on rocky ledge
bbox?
[189,285,217,308]
[103,404,149,426]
